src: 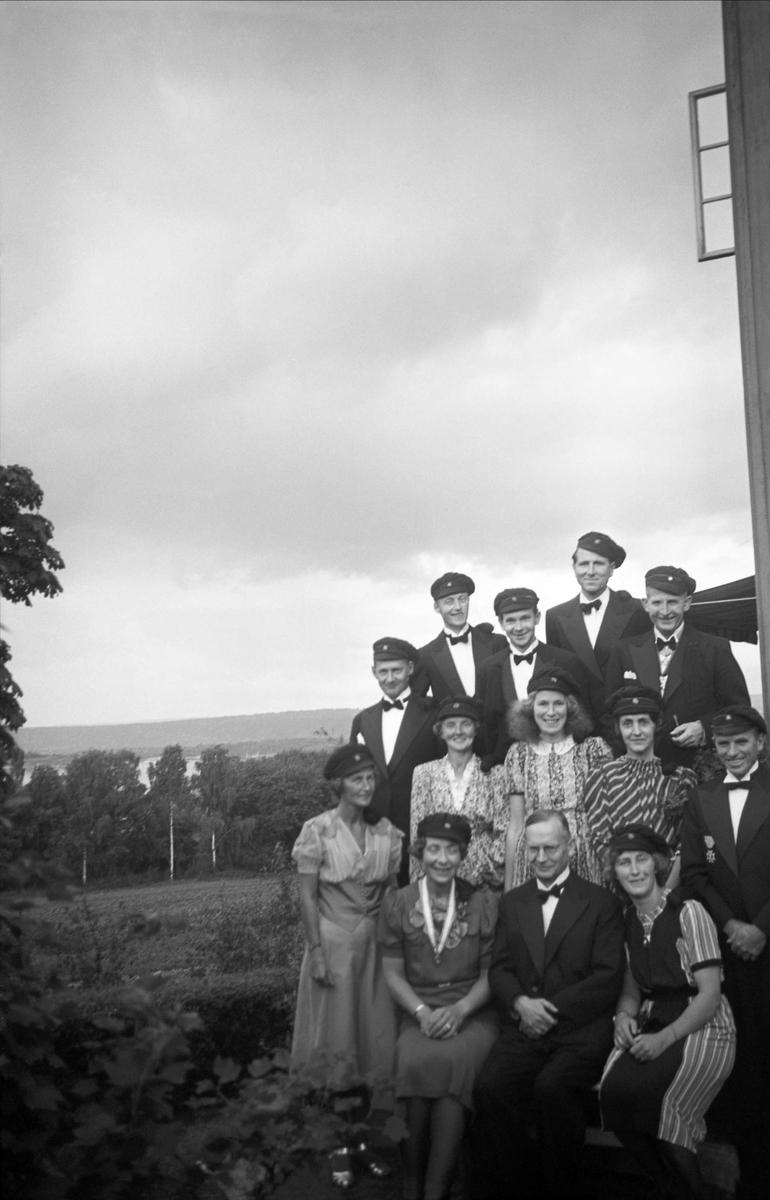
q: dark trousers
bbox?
[471,1024,611,1200]
[722,949,770,1200]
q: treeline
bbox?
[4,744,331,884]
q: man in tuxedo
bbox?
[605,565,750,769]
[545,531,650,723]
[681,706,770,1200]
[412,571,507,703]
[350,637,441,884]
[477,587,593,767]
[472,811,624,1200]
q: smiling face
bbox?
[500,607,540,650]
[614,850,658,904]
[533,689,568,740]
[339,766,376,808]
[434,591,470,631]
[572,550,614,598]
[619,713,657,759]
[525,817,572,885]
[643,586,692,636]
[439,716,477,754]
[714,729,765,779]
[372,657,413,699]
[422,836,462,887]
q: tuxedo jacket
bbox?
[349,694,441,840]
[680,761,770,937]
[489,872,624,1042]
[412,624,508,703]
[476,641,593,764]
[605,623,750,768]
[545,589,650,720]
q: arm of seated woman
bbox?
[504,793,525,892]
[613,967,642,1049]
[430,969,494,1039]
[382,953,437,1036]
[629,964,722,1061]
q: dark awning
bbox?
[688,575,758,643]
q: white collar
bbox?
[579,588,609,608]
[724,760,760,786]
[444,624,470,639]
[653,621,685,644]
[536,866,571,892]
[381,688,411,705]
[509,639,539,656]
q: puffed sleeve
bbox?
[585,737,613,770]
[291,816,324,874]
[663,766,698,817]
[377,887,406,956]
[504,743,525,793]
[679,899,723,974]
[486,765,510,834]
[583,766,609,848]
[409,762,433,843]
[478,889,500,971]
[388,821,405,875]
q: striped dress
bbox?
[584,756,696,865]
[599,896,736,1151]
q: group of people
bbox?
[287,531,768,1200]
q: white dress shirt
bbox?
[537,866,571,933]
[510,639,539,700]
[580,589,609,648]
[380,688,411,764]
[724,760,759,843]
[444,625,476,696]
[655,621,684,695]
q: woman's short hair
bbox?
[433,715,481,740]
[507,693,593,744]
[409,835,470,862]
[602,841,671,890]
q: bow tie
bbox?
[656,637,677,651]
[725,778,752,791]
[513,651,536,666]
[580,599,601,614]
[447,630,470,645]
[382,699,404,712]
[537,883,565,903]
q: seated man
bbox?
[477,587,593,766]
[472,810,624,1200]
[606,565,750,769]
[351,637,441,884]
[681,706,770,1200]
[413,571,506,702]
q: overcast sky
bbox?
[1,0,761,728]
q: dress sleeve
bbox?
[409,763,434,842]
[377,887,406,955]
[388,821,405,875]
[583,766,609,850]
[585,737,613,770]
[663,767,698,816]
[478,889,500,971]
[291,816,324,874]
[504,743,525,793]
[486,765,510,832]
[679,899,723,973]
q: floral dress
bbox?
[505,735,612,886]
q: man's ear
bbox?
[682,595,693,613]
[534,611,541,628]
[642,596,651,615]
[407,661,415,678]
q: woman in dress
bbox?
[379,812,498,1200]
[410,695,508,891]
[290,743,403,1189]
[504,665,611,890]
[585,685,697,888]
[599,825,736,1200]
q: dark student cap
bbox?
[494,587,539,616]
[711,705,767,736]
[435,695,483,724]
[575,531,626,567]
[609,824,671,859]
[645,566,697,596]
[431,572,475,600]
[372,637,419,663]
[607,684,663,718]
[527,664,581,698]
[324,743,376,781]
[416,811,473,849]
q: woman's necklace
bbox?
[419,875,456,964]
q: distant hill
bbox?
[17,709,359,760]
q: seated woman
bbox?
[410,695,508,891]
[378,812,498,1200]
[504,665,611,890]
[290,743,402,1189]
[585,685,697,888]
[599,825,736,1200]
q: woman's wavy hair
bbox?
[409,835,469,862]
[612,710,665,745]
[507,693,593,745]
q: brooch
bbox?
[706,851,716,863]
[624,671,637,680]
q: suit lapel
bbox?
[702,787,739,875]
[432,639,465,696]
[629,637,660,693]
[514,884,545,979]
[593,592,629,669]
[389,697,430,773]
[559,601,602,681]
[544,875,589,964]
[736,767,770,859]
[660,624,692,705]
[502,656,517,704]
[359,706,387,777]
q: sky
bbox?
[1,0,761,728]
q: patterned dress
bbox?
[584,756,696,867]
[378,880,499,1110]
[600,895,736,1151]
[505,735,612,886]
[290,810,403,1090]
[409,756,509,890]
